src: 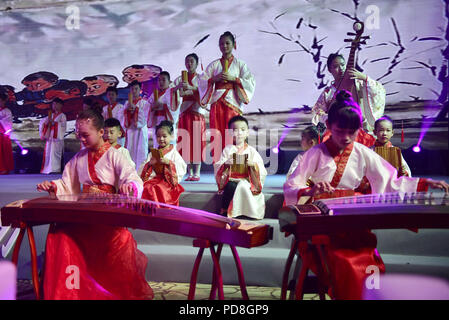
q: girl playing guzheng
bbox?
[214,116,267,220]
[36,108,153,300]
[284,90,449,300]
[199,31,256,160]
[138,120,186,206]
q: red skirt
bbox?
[142,176,185,206]
[0,133,14,172]
[177,111,206,164]
[209,100,240,162]
[42,192,153,300]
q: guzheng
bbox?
[1,194,272,248]
[279,192,449,240]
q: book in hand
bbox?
[150,148,165,175]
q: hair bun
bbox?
[335,90,353,103]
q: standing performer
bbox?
[138,120,186,206]
[284,90,449,300]
[102,87,125,146]
[36,109,153,300]
[311,53,385,133]
[199,31,256,160]
[124,80,150,170]
[39,98,67,174]
[104,117,135,168]
[147,71,180,148]
[174,53,207,181]
[0,92,14,174]
[214,116,267,220]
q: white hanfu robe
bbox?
[311,77,386,132]
[102,102,126,146]
[114,144,135,168]
[147,85,180,148]
[214,144,267,220]
[286,153,304,180]
[51,143,143,197]
[283,141,427,206]
[124,98,150,170]
[39,112,67,174]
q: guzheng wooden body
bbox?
[279,192,449,240]
[1,194,272,248]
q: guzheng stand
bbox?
[188,239,249,300]
[11,223,41,300]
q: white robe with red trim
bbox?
[173,74,206,116]
[311,77,386,132]
[147,84,180,148]
[51,146,143,197]
[39,113,67,174]
[214,144,267,219]
[198,57,256,112]
[124,99,150,170]
[283,141,424,206]
[116,145,135,168]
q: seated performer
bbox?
[214,115,267,219]
[138,120,186,206]
[286,125,322,180]
[311,53,386,133]
[174,53,207,181]
[104,117,135,168]
[39,98,67,174]
[284,90,449,300]
[124,80,150,170]
[147,71,180,148]
[36,108,153,300]
[373,115,411,177]
[102,86,125,146]
[0,92,14,174]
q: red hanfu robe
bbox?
[139,144,186,206]
[43,142,153,300]
[174,72,206,164]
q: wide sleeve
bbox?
[120,147,136,168]
[311,90,330,126]
[214,146,233,191]
[283,148,320,205]
[286,153,303,180]
[136,101,149,129]
[360,77,386,130]
[56,114,67,139]
[163,150,187,186]
[0,109,13,134]
[51,156,81,195]
[248,148,267,195]
[113,151,144,198]
[363,146,426,194]
[39,117,50,140]
[234,60,256,105]
[198,61,217,106]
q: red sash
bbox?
[85,142,116,193]
[324,138,354,188]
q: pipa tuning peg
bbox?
[361,36,370,40]
[344,39,352,43]
[347,32,356,36]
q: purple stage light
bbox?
[272,147,279,154]
[412,145,421,153]
[21,149,29,156]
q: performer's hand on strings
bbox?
[37,181,54,193]
[310,181,335,196]
[426,179,449,193]
[347,67,367,81]
[119,183,136,197]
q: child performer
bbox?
[36,108,153,300]
[174,53,207,181]
[373,115,411,177]
[147,71,180,148]
[286,125,321,180]
[39,98,67,174]
[102,86,125,146]
[311,53,386,133]
[138,120,186,206]
[124,80,150,170]
[284,90,449,300]
[199,31,256,159]
[104,117,135,168]
[214,116,267,219]
[0,92,14,175]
